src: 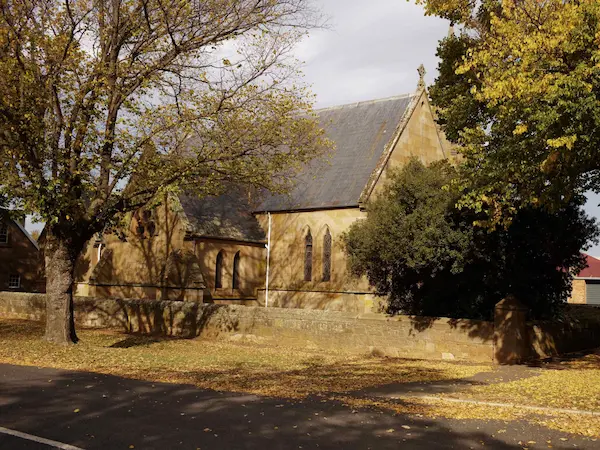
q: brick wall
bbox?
[568,279,587,304]
[0,291,494,362]
[0,217,44,293]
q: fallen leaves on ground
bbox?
[445,351,600,412]
[0,320,487,399]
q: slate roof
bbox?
[255,94,415,212]
[179,188,266,243]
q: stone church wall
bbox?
[193,238,266,303]
[367,89,451,201]
[73,196,189,299]
[252,92,453,313]
[255,207,373,311]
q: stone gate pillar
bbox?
[494,295,528,364]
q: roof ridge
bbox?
[313,93,415,113]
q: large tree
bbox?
[420,0,600,223]
[343,160,598,320]
[0,0,327,344]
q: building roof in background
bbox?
[577,253,600,278]
[0,208,39,250]
[179,188,266,243]
[256,94,416,212]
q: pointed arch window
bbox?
[304,231,313,282]
[322,228,332,282]
[215,251,224,289]
[232,251,241,290]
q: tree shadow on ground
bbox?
[355,377,488,398]
[2,363,594,450]
[526,348,600,370]
[109,335,174,348]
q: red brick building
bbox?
[0,210,45,292]
[570,253,600,305]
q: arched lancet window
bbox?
[322,228,332,282]
[232,251,241,290]
[215,251,224,289]
[304,231,313,282]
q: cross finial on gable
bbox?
[417,64,426,89]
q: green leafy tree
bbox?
[0,0,327,344]
[420,0,600,221]
[343,159,598,320]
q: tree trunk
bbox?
[44,231,79,344]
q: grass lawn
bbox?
[1,318,599,438]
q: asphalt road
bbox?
[0,363,597,449]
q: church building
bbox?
[254,70,453,312]
[74,68,453,312]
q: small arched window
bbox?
[304,231,313,282]
[322,228,332,282]
[215,251,224,289]
[232,251,241,290]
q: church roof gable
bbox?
[255,93,416,212]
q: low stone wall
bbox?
[0,291,494,362]
[3,292,598,364]
[528,305,600,358]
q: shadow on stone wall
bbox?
[407,297,600,365]
[528,304,600,360]
[75,202,206,301]
[76,298,254,339]
[2,291,600,364]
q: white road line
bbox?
[0,426,84,450]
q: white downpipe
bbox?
[97,243,103,263]
[265,212,272,308]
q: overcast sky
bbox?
[25,0,600,256]
[297,0,448,108]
